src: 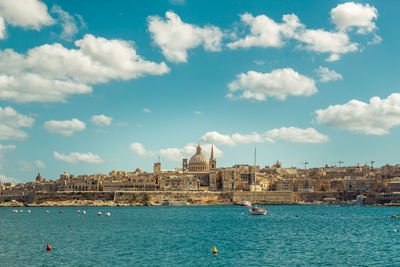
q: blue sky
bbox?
[0,0,399,183]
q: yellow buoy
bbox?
[392,215,398,218]
[212,245,218,255]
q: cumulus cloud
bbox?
[19,160,46,171]
[294,29,358,62]
[315,66,343,82]
[0,34,169,103]
[265,127,329,143]
[228,5,380,61]
[331,2,378,34]
[91,115,112,126]
[148,11,223,63]
[0,174,19,183]
[227,68,317,101]
[201,127,328,145]
[200,131,268,146]
[316,93,400,135]
[51,5,84,41]
[0,0,54,30]
[0,106,35,140]
[227,13,302,49]
[54,151,104,164]
[143,108,152,113]
[44,118,86,136]
[130,142,223,161]
[0,17,6,39]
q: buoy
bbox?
[59,210,63,214]
[45,210,49,214]
[67,225,71,227]
[20,210,23,213]
[46,244,52,251]
[82,210,86,215]
[77,210,80,213]
[97,211,102,216]
[212,245,218,255]
[106,212,110,217]
[27,210,31,213]
[392,215,398,218]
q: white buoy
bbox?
[27,210,31,213]
[82,210,86,215]
[97,211,102,216]
[20,210,23,213]
[45,210,49,214]
[77,210,80,213]
[106,212,110,217]
[12,209,18,213]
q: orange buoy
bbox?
[212,245,218,255]
[46,243,52,251]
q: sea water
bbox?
[1,205,400,266]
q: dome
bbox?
[189,153,209,165]
[188,144,210,172]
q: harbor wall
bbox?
[232,191,294,203]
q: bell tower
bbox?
[209,144,216,169]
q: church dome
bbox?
[189,153,209,165]
[188,144,210,172]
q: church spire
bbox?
[210,144,215,160]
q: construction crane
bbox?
[370,160,375,170]
[301,161,309,170]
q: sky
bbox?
[0,0,399,183]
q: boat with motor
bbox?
[249,204,268,215]
[240,200,251,207]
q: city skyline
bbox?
[0,0,400,183]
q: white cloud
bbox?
[169,0,186,5]
[200,131,268,146]
[294,29,358,62]
[0,174,19,183]
[315,66,343,82]
[195,110,202,115]
[148,11,223,63]
[51,5,83,41]
[0,17,6,39]
[44,118,86,136]
[19,160,46,171]
[316,93,400,135]
[227,68,317,101]
[201,127,328,145]
[143,108,152,113]
[227,13,302,49]
[0,34,169,103]
[54,151,104,164]
[0,106,35,140]
[91,115,112,126]
[265,127,329,143]
[130,142,223,161]
[228,11,365,61]
[331,2,378,34]
[0,0,54,30]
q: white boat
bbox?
[248,204,268,215]
[240,200,251,207]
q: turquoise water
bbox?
[1,205,400,266]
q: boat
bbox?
[249,204,268,215]
[240,200,251,207]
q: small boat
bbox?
[97,211,102,216]
[240,200,251,207]
[248,204,268,215]
[106,212,111,217]
[82,210,86,215]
